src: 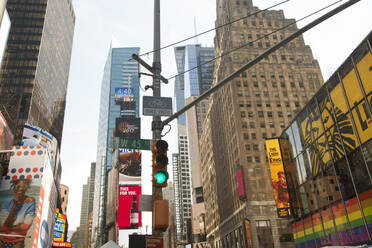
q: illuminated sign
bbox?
[115,117,140,139]
[118,186,142,229]
[265,139,291,218]
[53,209,66,242]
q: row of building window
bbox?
[237,90,311,99]
[236,80,308,89]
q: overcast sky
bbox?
[61,0,371,234]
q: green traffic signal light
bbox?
[155,169,169,184]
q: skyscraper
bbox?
[173,44,215,244]
[92,46,140,247]
[0,0,75,145]
[199,1,323,247]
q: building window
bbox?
[238,92,243,97]
[253,144,259,151]
[269,122,275,128]
[260,122,265,128]
[266,102,271,107]
[236,81,241,87]
[250,122,255,128]
[278,112,283,117]
[257,102,262,107]
[276,102,281,107]
[283,91,288,97]
[241,112,246,117]
[252,133,257,139]
[267,112,273,118]
[272,82,277,88]
[258,111,264,117]
[253,82,259,87]
[247,156,253,163]
[243,81,248,87]
[255,92,260,97]
[255,156,261,163]
[244,133,249,140]
[246,102,252,107]
[264,91,269,97]
[242,122,248,128]
[245,144,251,151]
[280,82,285,88]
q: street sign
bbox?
[139,195,153,211]
[143,96,172,116]
[118,138,152,150]
[146,237,163,248]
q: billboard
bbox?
[118,151,141,184]
[115,117,140,139]
[21,123,58,170]
[236,166,246,200]
[265,139,291,218]
[0,146,50,247]
[52,241,71,247]
[0,111,13,151]
[115,87,134,103]
[118,186,142,229]
[53,209,66,242]
[32,158,57,248]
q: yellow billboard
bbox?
[266,139,291,218]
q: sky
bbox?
[61,0,372,235]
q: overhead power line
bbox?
[137,0,290,57]
[166,0,345,81]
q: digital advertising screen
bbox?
[115,87,134,103]
[53,209,66,242]
[118,151,141,184]
[265,138,291,218]
[115,117,140,139]
[118,186,142,229]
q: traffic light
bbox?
[152,140,169,188]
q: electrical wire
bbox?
[166,0,345,81]
[161,124,172,137]
[137,0,290,57]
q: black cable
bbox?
[137,0,290,57]
[167,0,345,81]
[161,124,171,137]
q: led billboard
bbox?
[0,146,50,247]
[265,139,291,218]
[118,151,141,184]
[236,166,246,200]
[115,87,134,103]
[53,209,66,242]
[0,111,13,151]
[115,117,140,139]
[118,186,142,229]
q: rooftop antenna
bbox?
[194,17,199,45]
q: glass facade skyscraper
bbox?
[0,0,75,145]
[92,46,140,247]
[173,44,215,244]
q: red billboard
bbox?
[118,186,142,229]
[236,166,246,200]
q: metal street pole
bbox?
[152,0,163,235]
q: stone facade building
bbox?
[199,0,323,247]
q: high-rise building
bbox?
[92,46,140,247]
[0,0,10,68]
[59,184,69,215]
[0,0,75,145]
[78,183,89,247]
[173,44,215,245]
[199,1,324,247]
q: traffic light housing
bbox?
[153,199,169,231]
[152,140,169,188]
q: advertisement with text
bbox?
[117,186,142,229]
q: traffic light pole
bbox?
[152,0,164,236]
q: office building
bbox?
[279,31,371,248]
[0,0,75,145]
[59,184,69,215]
[0,0,10,68]
[199,0,324,247]
[92,46,140,247]
[173,44,214,245]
